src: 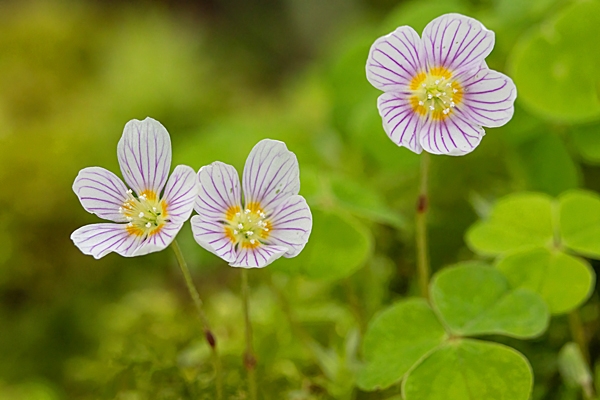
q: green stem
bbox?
[171,240,222,400]
[241,269,257,400]
[416,153,431,298]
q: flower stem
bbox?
[416,152,431,298]
[170,240,223,400]
[241,269,257,400]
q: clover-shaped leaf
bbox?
[559,190,600,258]
[497,247,594,315]
[357,298,446,391]
[402,339,533,400]
[430,263,549,338]
[466,193,554,256]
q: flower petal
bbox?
[366,26,426,92]
[422,14,494,76]
[460,68,516,127]
[117,117,172,196]
[195,161,242,221]
[190,215,237,263]
[73,167,129,222]
[419,113,484,156]
[134,222,182,256]
[161,165,197,225]
[377,93,424,153]
[242,139,300,213]
[71,223,144,259]
[266,195,312,258]
[230,244,288,269]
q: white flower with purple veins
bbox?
[366,13,517,155]
[71,118,197,259]
[191,139,312,268]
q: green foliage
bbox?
[510,0,600,122]
[274,208,372,280]
[559,190,600,258]
[357,299,446,391]
[430,263,549,338]
[466,193,554,256]
[402,339,533,400]
[358,264,544,394]
[497,248,594,314]
[558,342,593,397]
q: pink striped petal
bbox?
[73,167,129,222]
[242,139,299,213]
[422,14,494,76]
[190,215,237,263]
[230,244,288,269]
[366,26,426,92]
[266,195,312,258]
[71,223,144,259]
[460,68,516,128]
[133,222,182,256]
[162,165,197,225]
[377,93,424,153]
[117,117,172,196]
[419,113,484,156]
[195,161,242,221]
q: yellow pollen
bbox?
[409,66,462,120]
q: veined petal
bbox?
[419,113,484,156]
[242,139,299,214]
[266,195,312,258]
[195,161,242,221]
[366,26,426,92]
[422,14,494,76]
[117,117,172,197]
[377,93,424,153]
[190,215,237,263]
[71,223,144,259]
[460,68,516,127]
[162,165,197,225]
[133,222,182,256]
[73,167,129,222]
[230,244,288,269]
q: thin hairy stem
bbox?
[241,269,257,400]
[416,152,431,298]
[171,240,222,400]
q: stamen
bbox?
[138,212,144,218]
[234,230,238,234]
[418,101,424,106]
[250,239,256,244]
[145,222,151,228]
[238,223,244,229]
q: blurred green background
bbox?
[1,0,600,398]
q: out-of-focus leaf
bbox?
[466,193,554,256]
[496,247,594,314]
[273,208,372,280]
[510,1,600,122]
[357,298,446,391]
[559,190,600,258]
[430,263,549,338]
[402,339,533,400]
[558,342,594,398]
[516,133,580,196]
[329,175,406,229]
[571,123,600,165]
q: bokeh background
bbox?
[1,0,600,398]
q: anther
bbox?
[250,239,256,244]
[138,212,144,218]
[247,231,254,236]
[245,209,250,214]
[418,100,424,106]
[453,88,458,93]
[126,217,133,221]
[435,79,440,84]
[238,223,243,229]
[427,94,433,99]
[236,212,241,217]
[234,230,239,234]
[450,102,455,107]
[429,105,435,110]
[152,207,157,212]
[145,222,151,228]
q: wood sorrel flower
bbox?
[71,117,197,258]
[366,13,517,155]
[191,139,312,268]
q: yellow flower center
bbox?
[224,202,271,249]
[409,67,463,120]
[119,189,169,237]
